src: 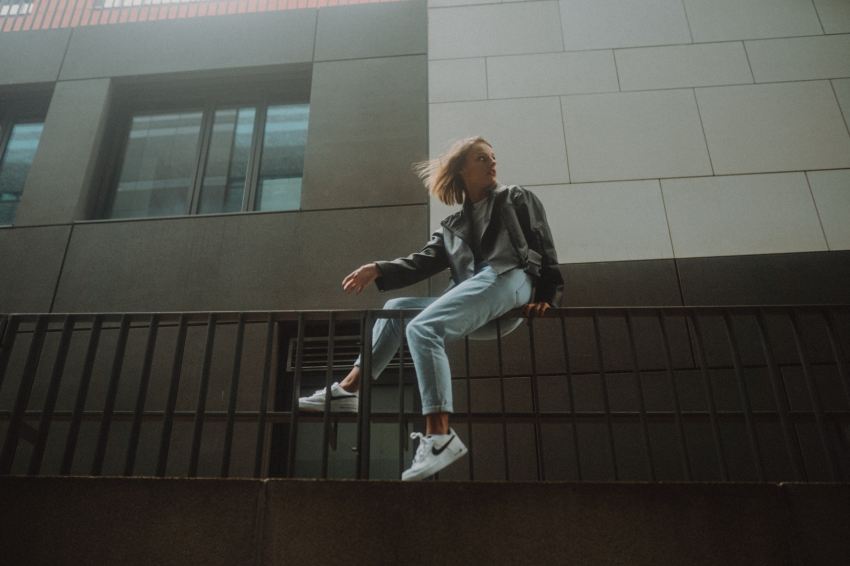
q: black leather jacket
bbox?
[374,184,564,306]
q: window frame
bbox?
[0,90,51,226]
[97,68,311,221]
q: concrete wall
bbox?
[0,0,429,313]
[1,476,848,566]
[427,0,850,306]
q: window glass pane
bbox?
[0,122,43,226]
[109,111,203,219]
[0,2,33,17]
[198,107,256,214]
[256,104,309,212]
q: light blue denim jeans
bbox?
[354,263,534,415]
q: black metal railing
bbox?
[0,305,848,481]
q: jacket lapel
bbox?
[441,184,506,244]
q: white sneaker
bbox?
[298,382,359,413]
[401,428,468,481]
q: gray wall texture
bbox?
[0,0,429,314]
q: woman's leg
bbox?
[340,296,437,391]
[405,266,533,425]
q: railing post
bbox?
[126,313,160,477]
[189,312,217,478]
[221,312,246,478]
[286,313,305,478]
[156,313,188,478]
[321,312,336,479]
[29,316,76,475]
[92,314,131,476]
[527,315,545,481]
[0,316,49,475]
[356,310,374,480]
[253,313,275,479]
[591,310,618,480]
[558,315,582,481]
[398,311,409,479]
[0,315,21,397]
[624,310,655,481]
[656,309,692,481]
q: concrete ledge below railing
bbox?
[0,476,847,566]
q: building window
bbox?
[104,97,309,220]
[0,117,44,226]
[0,2,34,17]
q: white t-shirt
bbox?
[470,191,494,259]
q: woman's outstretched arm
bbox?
[342,263,381,294]
[370,227,451,292]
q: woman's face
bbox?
[460,142,497,191]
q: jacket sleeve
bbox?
[372,227,451,292]
[519,188,564,307]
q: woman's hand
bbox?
[522,302,552,324]
[342,263,380,294]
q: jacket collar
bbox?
[441,183,506,239]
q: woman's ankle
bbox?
[339,367,361,392]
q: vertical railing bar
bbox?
[125,313,159,476]
[464,333,474,481]
[91,313,131,476]
[253,313,275,479]
[156,313,188,478]
[624,310,655,481]
[754,308,806,481]
[559,315,582,481]
[527,317,545,480]
[397,313,408,479]
[495,317,510,481]
[221,312,246,477]
[357,311,374,479]
[656,310,692,481]
[321,312,336,479]
[28,316,76,475]
[61,315,102,476]
[822,309,850,409]
[720,311,764,481]
[286,313,305,478]
[591,311,618,480]
[0,316,49,475]
[788,308,841,481]
[688,310,729,481]
[188,312,217,478]
[0,315,21,393]
[353,311,367,479]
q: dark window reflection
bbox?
[0,122,44,226]
[256,104,308,212]
[110,111,203,219]
[198,107,256,214]
[107,101,307,219]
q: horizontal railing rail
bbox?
[0,304,848,481]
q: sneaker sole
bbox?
[298,399,359,413]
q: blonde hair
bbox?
[412,136,493,206]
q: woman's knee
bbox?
[405,317,440,345]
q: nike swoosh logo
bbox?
[432,435,456,456]
[331,393,357,400]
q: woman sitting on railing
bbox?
[298,135,564,481]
